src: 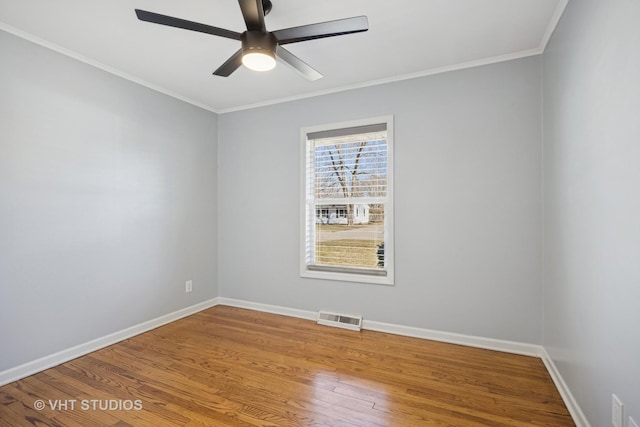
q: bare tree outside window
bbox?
[311,138,387,268]
[317,141,374,225]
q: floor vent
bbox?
[317,311,363,331]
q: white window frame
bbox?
[300,115,394,285]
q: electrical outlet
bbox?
[612,394,623,427]
[630,417,639,427]
[185,280,193,293]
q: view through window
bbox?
[301,116,393,284]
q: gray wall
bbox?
[219,56,543,344]
[542,0,640,425]
[0,31,218,371]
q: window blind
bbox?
[304,123,388,275]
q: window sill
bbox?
[301,267,394,286]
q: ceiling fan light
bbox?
[242,50,276,72]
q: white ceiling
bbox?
[0,0,567,113]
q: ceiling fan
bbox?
[135,0,368,81]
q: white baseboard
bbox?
[218,297,542,357]
[0,298,219,387]
[217,298,318,321]
[363,319,542,357]
[541,348,591,427]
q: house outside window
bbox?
[300,116,394,285]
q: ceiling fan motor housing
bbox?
[242,31,278,57]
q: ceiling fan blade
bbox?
[213,49,244,77]
[237,0,266,32]
[135,9,241,41]
[273,16,368,45]
[276,46,323,81]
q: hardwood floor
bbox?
[0,305,574,426]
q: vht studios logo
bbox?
[34,399,143,411]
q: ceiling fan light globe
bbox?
[242,51,276,72]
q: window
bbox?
[300,116,394,285]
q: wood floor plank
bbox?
[0,305,574,426]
